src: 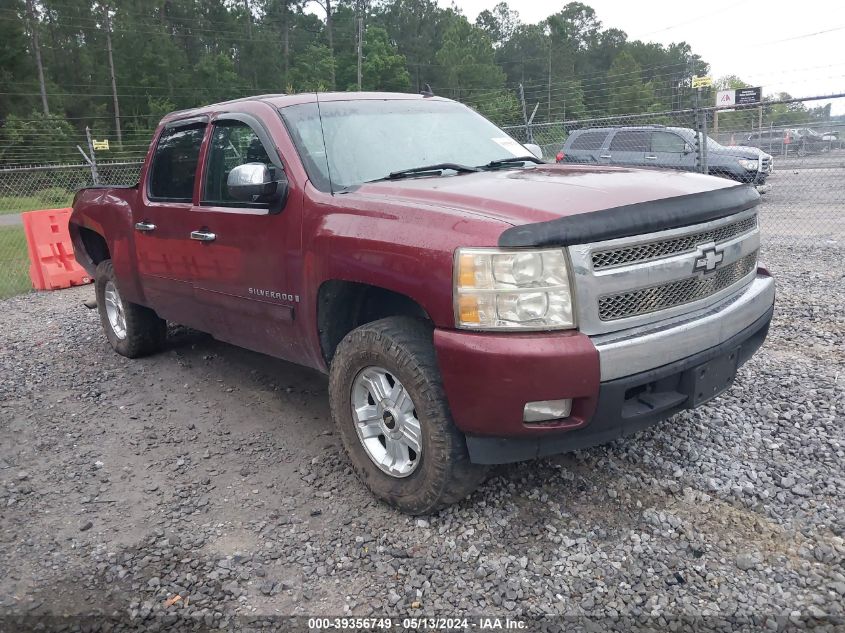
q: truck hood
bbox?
[350,165,738,226]
[711,145,770,160]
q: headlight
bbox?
[737,158,758,170]
[454,247,575,330]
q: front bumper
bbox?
[434,273,774,464]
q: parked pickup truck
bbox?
[70,92,775,514]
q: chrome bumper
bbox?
[592,274,775,381]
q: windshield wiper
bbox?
[369,163,480,183]
[479,156,544,169]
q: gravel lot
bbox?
[1,236,843,632]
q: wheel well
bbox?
[79,227,110,266]
[317,280,430,364]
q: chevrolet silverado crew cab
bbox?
[70,93,775,514]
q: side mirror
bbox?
[227,163,288,208]
[524,143,543,160]
[683,143,693,154]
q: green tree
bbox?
[354,26,411,91]
[434,18,505,102]
[606,51,658,115]
[289,44,336,91]
[475,2,520,48]
[0,113,78,165]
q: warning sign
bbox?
[92,140,110,151]
[735,87,762,105]
[716,87,762,109]
[692,75,712,89]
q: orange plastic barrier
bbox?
[22,208,92,291]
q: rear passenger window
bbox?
[651,132,686,153]
[569,131,607,150]
[148,124,206,202]
[610,131,649,152]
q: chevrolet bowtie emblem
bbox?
[694,246,724,274]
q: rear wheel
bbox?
[95,260,166,358]
[329,317,488,514]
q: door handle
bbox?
[135,221,156,232]
[190,230,217,242]
[600,154,612,159]
[645,155,658,160]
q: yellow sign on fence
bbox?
[92,140,110,151]
[691,75,713,89]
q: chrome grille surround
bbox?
[567,208,761,336]
[598,250,758,321]
[591,214,757,270]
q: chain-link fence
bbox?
[0,161,142,298]
[0,94,842,300]
[503,95,845,244]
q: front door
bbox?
[133,118,208,328]
[648,130,694,172]
[189,113,305,362]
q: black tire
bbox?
[329,317,488,514]
[95,260,166,358]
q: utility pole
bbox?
[103,4,122,146]
[243,0,252,37]
[547,38,552,121]
[24,0,49,115]
[325,0,335,90]
[282,1,290,83]
[356,16,363,90]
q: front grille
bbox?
[591,214,757,270]
[598,250,758,321]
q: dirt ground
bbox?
[1,238,843,632]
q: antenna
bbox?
[314,92,336,194]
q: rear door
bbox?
[133,117,208,328]
[648,130,693,171]
[607,130,649,167]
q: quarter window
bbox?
[203,121,275,206]
[610,131,650,152]
[148,124,206,202]
[569,130,607,151]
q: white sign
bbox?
[716,90,736,108]
[716,90,735,106]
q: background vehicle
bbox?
[556,125,772,186]
[742,128,829,156]
[69,93,774,514]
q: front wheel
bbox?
[329,317,488,514]
[95,260,166,358]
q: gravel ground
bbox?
[0,237,843,632]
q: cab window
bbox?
[651,131,686,153]
[148,123,206,202]
[203,120,275,207]
[569,130,607,151]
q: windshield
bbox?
[703,134,725,150]
[280,99,532,191]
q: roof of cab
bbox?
[160,91,451,125]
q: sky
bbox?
[438,0,845,114]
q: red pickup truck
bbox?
[70,92,775,513]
